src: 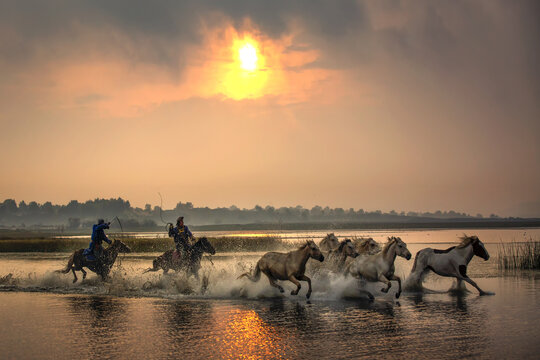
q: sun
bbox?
[238,43,258,71]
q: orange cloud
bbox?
[32,23,339,117]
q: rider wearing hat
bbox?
[83,219,112,262]
[168,216,194,261]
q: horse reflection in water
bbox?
[238,240,324,298]
[64,296,129,358]
[143,237,215,279]
[347,237,411,299]
[406,235,494,295]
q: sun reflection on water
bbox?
[216,309,292,359]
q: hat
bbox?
[176,216,184,223]
[97,219,105,224]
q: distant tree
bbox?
[18,201,27,212]
[1,199,17,213]
[67,217,81,229]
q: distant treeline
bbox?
[0,197,533,232]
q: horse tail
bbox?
[143,267,158,274]
[411,250,421,272]
[405,249,430,291]
[142,258,162,274]
[55,252,75,274]
[238,262,261,282]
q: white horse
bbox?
[319,233,340,252]
[326,239,359,273]
[407,235,494,295]
[347,237,411,299]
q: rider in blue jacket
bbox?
[83,219,112,262]
[168,216,193,260]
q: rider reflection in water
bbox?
[168,216,194,262]
[83,219,112,264]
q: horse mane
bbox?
[337,239,351,252]
[356,237,375,250]
[382,237,399,254]
[298,240,317,251]
[457,235,478,248]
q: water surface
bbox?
[1,228,539,359]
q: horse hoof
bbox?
[73,279,77,284]
[381,288,389,293]
[291,290,297,295]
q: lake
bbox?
[1,228,539,359]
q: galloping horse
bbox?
[238,240,325,299]
[143,237,216,278]
[56,239,131,283]
[353,237,381,255]
[347,237,411,299]
[326,239,359,273]
[319,233,340,252]
[407,235,494,295]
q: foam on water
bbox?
[0,254,429,301]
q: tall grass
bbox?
[498,239,540,270]
[0,236,294,253]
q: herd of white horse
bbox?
[239,233,494,299]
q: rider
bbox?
[168,216,194,261]
[83,219,112,263]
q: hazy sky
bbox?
[1,0,539,217]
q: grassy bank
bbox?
[0,236,295,253]
[498,239,540,270]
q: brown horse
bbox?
[326,239,359,273]
[319,233,340,252]
[238,240,325,299]
[56,240,131,283]
[143,237,215,278]
[353,237,381,255]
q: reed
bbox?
[497,239,540,270]
[0,236,294,253]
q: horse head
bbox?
[195,237,216,255]
[470,236,490,261]
[387,236,411,260]
[306,240,325,262]
[111,239,132,253]
[355,237,381,255]
[320,233,340,251]
[338,239,359,258]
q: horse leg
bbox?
[457,265,494,296]
[378,274,392,293]
[297,275,312,299]
[288,275,302,296]
[81,268,87,280]
[71,268,78,283]
[390,275,402,299]
[265,274,284,293]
